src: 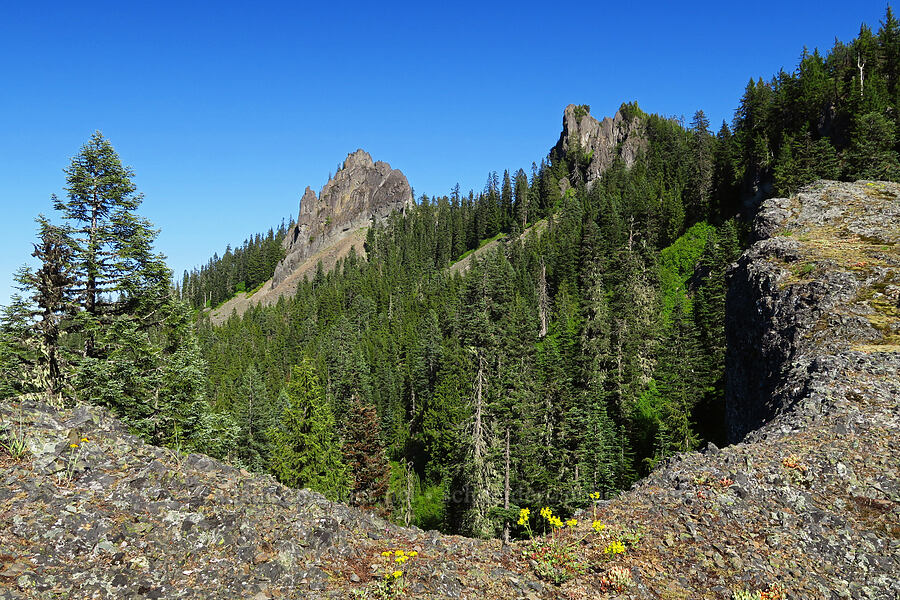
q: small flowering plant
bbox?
[603,540,626,555]
[58,437,89,487]
[372,549,418,598]
[589,490,601,521]
[781,454,806,472]
[520,506,585,584]
[600,565,634,592]
[518,494,643,586]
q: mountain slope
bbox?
[206,149,411,323]
[3,180,897,599]
[207,227,369,325]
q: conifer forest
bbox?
[3,11,900,540]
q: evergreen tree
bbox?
[52,132,169,347]
[652,301,703,462]
[233,364,274,471]
[847,111,900,179]
[20,219,75,403]
[269,360,348,500]
[687,109,714,222]
[343,398,390,509]
[0,292,39,400]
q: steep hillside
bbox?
[207,228,368,325]
[448,219,546,276]
[207,149,412,323]
[3,180,897,599]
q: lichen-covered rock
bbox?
[0,399,546,599]
[726,180,900,442]
[271,149,412,289]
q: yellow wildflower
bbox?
[592,520,605,533]
[566,518,577,528]
[81,437,89,443]
[395,555,407,564]
[517,507,531,525]
[70,443,78,449]
[590,491,600,501]
[392,570,403,578]
[604,541,626,555]
[381,551,392,557]
[540,506,552,520]
[408,551,418,557]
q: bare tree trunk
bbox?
[248,370,254,440]
[503,427,510,544]
[405,460,413,527]
[858,53,866,97]
[538,258,549,338]
[473,351,485,460]
[627,216,635,253]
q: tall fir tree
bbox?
[269,360,348,500]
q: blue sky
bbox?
[0,0,891,304]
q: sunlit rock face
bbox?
[553,103,647,184]
[272,149,412,289]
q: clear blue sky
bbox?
[0,0,891,304]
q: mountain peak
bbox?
[271,150,412,289]
[554,103,646,183]
[343,148,374,169]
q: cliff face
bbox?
[552,104,646,183]
[2,181,898,599]
[726,180,900,442]
[271,149,412,289]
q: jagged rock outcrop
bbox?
[271,149,412,290]
[726,180,900,442]
[2,181,898,599]
[552,103,646,183]
[582,180,899,598]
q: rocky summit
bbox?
[205,149,413,324]
[271,149,413,290]
[2,180,899,599]
[552,104,646,184]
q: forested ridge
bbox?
[3,11,900,542]
[178,221,291,309]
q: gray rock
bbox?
[271,149,412,289]
[552,103,647,184]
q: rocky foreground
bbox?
[2,180,899,599]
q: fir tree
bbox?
[269,360,348,500]
[233,364,273,471]
[343,397,390,509]
[20,219,75,403]
[52,132,169,344]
